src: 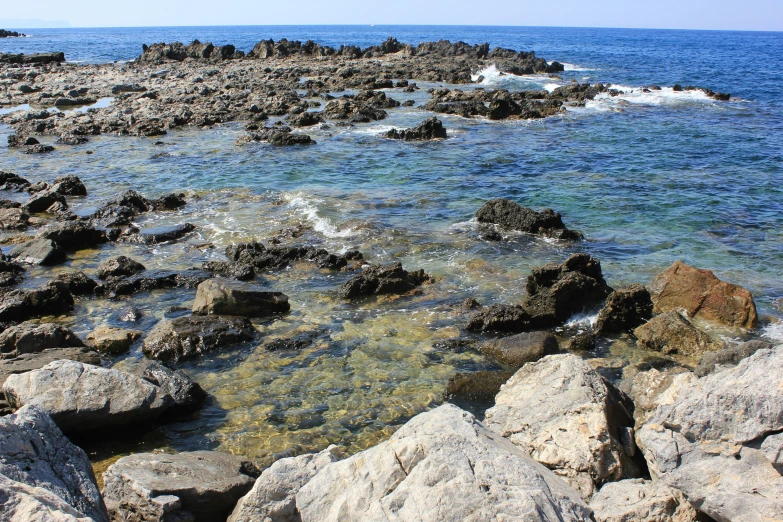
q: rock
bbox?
[228,446,343,522]
[296,404,592,521]
[633,311,722,356]
[0,322,84,357]
[0,406,109,521]
[192,278,290,318]
[86,326,142,355]
[37,221,107,251]
[9,238,66,266]
[97,256,146,279]
[51,176,87,196]
[0,348,102,391]
[0,258,25,288]
[94,269,211,299]
[222,242,362,273]
[0,171,31,191]
[22,190,67,213]
[647,261,758,328]
[339,262,432,298]
[485,354,639,498]
[636,348,783,521]
[0,52,65,64]
[0,281,74,323]
[695,339,774,376]
[322,99,387,122]
[91,190,152,226]
[595,285,654,333]
[761,433,783,473]
[3,360,169,435]
[384,117,447,140]
[122,223,196,244]
[444,370,515,402]
[132,360,207,417]
[25,144,56,154]
[627,369,698,429]
[475,198,582,240]
[0,208,31,230]
[589,479,697,522]
[0,473,95,521]
[568,331,597,351]
[55,271,98,296]
[56,133,90,146]
[102,451,259,522]
[479,331,558,367]
[143,315,255,361]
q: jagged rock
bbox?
[9,238,66,266]
[228,446,343,522]
[0,208,31,230]
[103,451,259,522]
[25,144,56,154]
[568,332,597,351]
[37,221,107,251]
[339,262,431,298]
[627,368,698,429]
[50,176,87,196]
[475,198,582,240]
[3,360,169,435]
[296,404,592,521]
[444,370,515,402]
[485,354,639,498]
[636,348,783,521]
[633,311,723,356]
[132,360,207,417]
[56,133,90,146]
[97,256,146,279]
[647,261,758,328]
[589,479,697,522]
[322,99,387,122]
[91,190,151,226]
[595,285,654,333]
[192,278,290,318]
[143,315,255,361]
[85,326,142,355]
[384,117,446,140]
[0,171,31,191]
[0,322,84,357]
[94,269,211,299]
[287,111,324,127]
[695,339,773,376]
[479,331,558,367]
[22,190,66,213]
[0,52,65,64]
[0,282,74,323]
[0,258,25,288]
[0,406,109,522]
[223,242,362,272]
[55,271,98,295]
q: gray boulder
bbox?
[192,278,290,317]
[228,446,343,522]
[479,331,558,367]
[627,368,697,429]
[0,322,84,357]
[589,479,697,522]
[0,405,109,521]
[695,339,773,376]
[3,360,168,434]
[633,311,722,356]
[0,348,101,391]
[636,348,783,521]
[485,354,639,498]
[10,238,66,266]
[143,315,256,361]
[295,404,592,521]
[0,473,94,521]
[102,451,259,522]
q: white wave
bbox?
[564,311,599,329]
[283,192,356,238]
[559,62,595,72]
[586,85,715,110]
[447,219,479,233]
[544,82,564,93]
[762,321,783,343]
[471,64,551,91]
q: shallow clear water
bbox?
[1,26,782,468]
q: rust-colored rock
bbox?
[647,261,757,328]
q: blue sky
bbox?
[2,0,781,31]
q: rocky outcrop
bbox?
[0,322,84,357]
[322,99,388,123]
[296,404,592,521]
[636,348,783,521]
[647,261,758,328]
[0,30,25,38]
[3,360,168,435]
[9,238,66,266]
[485,354,640,497]
[0,405,109,522]
[384,117,447,140]
[589,479,697,522]
[627,368,697,429]
[478,331,558,367]
[102,451,259,522]
[94,269,211,299]
[0,52,65,64]
[85,326,142,355]
[595,285,654,334]
[633,311,722,356]
[140,40,242,63]
[217,242,362,276]
[142,315,255,361]
[239,128,316,146]
[475,198,582,240]
[191,278,290,317]
[228,446,343,522]
[339,262,432,299]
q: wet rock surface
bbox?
[479,330,559,367]
[132,359,207,417]
[192,278,290,318]
[384,117,447,140]
[475,198,583,240]
[595,285,654,334]
[339,262,432,299]
[0,322,84,357]
[143,315,255,361]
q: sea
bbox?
[1,25,782,466]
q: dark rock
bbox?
[223,242,362,272]
[97,256,146,279]
[339,262,432,299]
[21,190,66,213]
[55,271,99,295]
[322,99,387,122]
[0,199,21,209]
[91,190,151,226]
[475,199,582,240]
[445,370,515,402]
[288,111,323,127]
[479,331,559,368]
[192,278,290,318]
[0,208,30,230]
[466,304,530,333]
[25,144,56,154]
[8,135,39,147]
[384,117,447,140]
[56,133,90,146]
[86,326,142,355]
[0,52,65,65]
[0,281,74,323]
[9,238,66,266]
[133,360,207,417]
[121,223,196,244]
[239,128,315,146]
[568,332,597,351]
[95,269,211,299]
[263,329,325,352]
[51,175,87,196]
[37,220,108,251]
[150,193,187,210]
[695,340,773,377]
[0,322,84,357]
[0,171,31,191]
[202,261,255,281]
[143,315,255,361]
[0,259,25,288]
[596,285,654,334]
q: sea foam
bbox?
[283,192,356,238]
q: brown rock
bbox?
[634,311,723,357]
[479,331,559,367]
[86,326,143,355]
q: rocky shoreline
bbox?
[0,36,778,522]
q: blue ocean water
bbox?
[1,26,783,460]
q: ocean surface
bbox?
[1,26,782,466]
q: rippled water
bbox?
[1,26,782,469]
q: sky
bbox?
[2,0,781,31]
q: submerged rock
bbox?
[444,370,515,402]
[339,262,432,299]
[143,315,255,361]
[647,261,758,328]
[475,198,582,240]
[192,278,290,318]
[479,330,559,367]
[633,310,723,356]
[384,117,447,140]
[103,451,259,522]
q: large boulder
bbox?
[37,221,107,251]
[0,348,101,392]
[296,404,592,521]
[50,175,87,196]
[647,261,757,328]
[0,405,109,521]
[595,285,653,334]
[479,330,558,367]
[9,238,66,266]
[636,348,783,521]
[627,368,698,429]
[485,354,639,497]
[475,198,582,240]
[143,315,255,361]
[633,311,722,356]
[0,322,84,357]
[102,451,259,522]
[55,271,99,295]
[3,360,169,434]
[589,479,697,522]
[192,278,290,317]
[0,281,74,323]
[339,262,432,299]
[228,446,343,522]
[22,190,66,213]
